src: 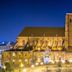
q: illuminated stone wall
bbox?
[2,51,72,66]
[16,36,64,51]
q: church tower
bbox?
[65,13,72,49]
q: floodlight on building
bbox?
[20,63,24,67]
[68,59,72,63]
[61,59,65,64]
[13,59,15,62]
[19,59,22,62]
[23,68,26,72]
[31,64,35,68]
[38,48,40,51]
[40,62,43,65]
[35,62,39,66]
[3,65,6,69]
[12,52,15,56]
[24,59,28,62]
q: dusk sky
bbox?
[0,0,72,41]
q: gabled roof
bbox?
[18,27,65,37]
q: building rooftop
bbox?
[18,27,65,37]
[66,13,72,15]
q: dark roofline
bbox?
[18,27,65,37]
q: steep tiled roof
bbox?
[18,27,65,37]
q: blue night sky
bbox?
[0,0,72,41]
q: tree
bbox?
[4,62,13,72]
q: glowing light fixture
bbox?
[19,59,21,62]
[3,65,6,69]
[12,52,15,56]
[35,62,39,66]
[20,63,24,67]
[68,59,72,63]
[61,59,65,63]
[13,59,15,62]
[24,59,28,62]
[23,68,26,72]
[38,48,40,51]
[40,62,43,65]
[31,64,34,68]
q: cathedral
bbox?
[16,13,72,51]
[2,13,72,71]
